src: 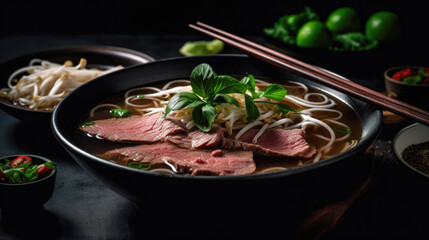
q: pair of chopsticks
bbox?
[189,22,429,126]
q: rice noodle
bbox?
[88,78,358,171]
[235,121,263,140]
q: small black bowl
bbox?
[0,45,154,121]
[384,65,429,111]
[0,154,57,211]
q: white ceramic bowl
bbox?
[393,123,429,178]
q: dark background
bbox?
[2,0,428,68]
[1,1,429,239]
[1,0,427,37]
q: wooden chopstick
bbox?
[189,22,429,126]
[195,22,429,116]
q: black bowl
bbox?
[0,154,57,211]
[0,45,154,121]
[52,55,382,237]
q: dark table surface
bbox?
[0,34,428,239]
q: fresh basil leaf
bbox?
[240,74,255,91]
[260,84,287,101]
[210,75,247,96]
[192,103,218,132]
[276,103,297,113]
[164,92,205,117]
[240,74,259,98]
[212,93,240,107]
[110,109,131,118]
[244,94,260,121]
[190,63,216,98]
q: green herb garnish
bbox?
[334,126,353,133]
[128,162,151,170]
[81,121,95,127]
[110,108,131,118]
[330,32,378,52]
[164,63,295,131]
[264,6,319,45]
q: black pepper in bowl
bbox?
[402,141,429,175]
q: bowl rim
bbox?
[384,65,429,87]
[0,45,155,115]
[392,123,429,178]
[52,54,383,181]
[0,154,57,186]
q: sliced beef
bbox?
[80,112,185,143]
[80,113,316,159]
[227,128,317,159]
[169,127,316,159]
[166,127,227,149]
[102,143,255,176]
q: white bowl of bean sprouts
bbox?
[0,45,154,121]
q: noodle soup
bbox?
[76,75,361,175]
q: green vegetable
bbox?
[417,68,429,78]
[0,156,56,184]
[80,121,95,127]
[402,75,423,84]
[109,108,131,118]
[334,126,353,133]
[164,92,205,117]
[192,103,218,132]
[326,7,361,34]
[179,39,224,56]
[244,94,260,121]
[165,63,293,132]
[45,161,58,170]
[330,32,378,52]
[137,94,145,98]
[264,6,319,45]
[296,20,333,48]
[128,162,151,170]
[365,11,402,43]
[212,93,240,107]
[258,84,287,101]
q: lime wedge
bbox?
[179,39,224,56]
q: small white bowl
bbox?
[393,123,429,178]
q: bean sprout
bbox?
[0,58,123,111]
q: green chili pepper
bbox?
[334,126,353,133]
[45,161,57,170]
[81,121,95,127]
[128,162,151,170]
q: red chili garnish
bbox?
[37,164,52,176]
[392,68,412,81]
[424,78,429,84]
[9,155,32,168]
